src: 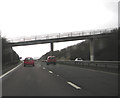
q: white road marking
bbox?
[98,70,119,75]
[67,82,81,90]
[49,71,53,74]
[0,63,22,79]
[43,67,45,69]
[79,67,118,75]
[57,75,59,76]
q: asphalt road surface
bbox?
[2,61,118,96]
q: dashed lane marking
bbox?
[67,82,81,90]
[43,67,45,69]
[49,71,53,74]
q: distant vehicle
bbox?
[24,57,35,67]
[19,57,22,59]
[75,58,83,61]
[46,56,56,65]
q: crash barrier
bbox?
[56,60,119,69]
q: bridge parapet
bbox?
[7,28,113,43]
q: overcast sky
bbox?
[0,0,118,59]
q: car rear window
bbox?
[25,58,33,61]
[48,57,55,59]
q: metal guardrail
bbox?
[7,28,113,43]
[56,60,119,69]
[41,60,119,69]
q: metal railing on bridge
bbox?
[7,28,113,43]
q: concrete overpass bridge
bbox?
[7,28,115,61]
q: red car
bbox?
[24,57,35,67]
[46,56,56,65]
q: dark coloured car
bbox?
[24,57,35,67]
[46,56,56,65]
[75,58,83,61]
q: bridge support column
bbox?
[50,42,54,56]
[90,38,94,61]
[0,32,1,98]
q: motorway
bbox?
[2,61,118,96]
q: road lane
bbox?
[2,62,90,96]
[40,61,118,96]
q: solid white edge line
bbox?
[49,71,53,73]
[79,67,118,75]
[0,63,22,79]
[67,82,81,89]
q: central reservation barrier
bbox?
[41,60,119,73]
[56,60,119,73]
